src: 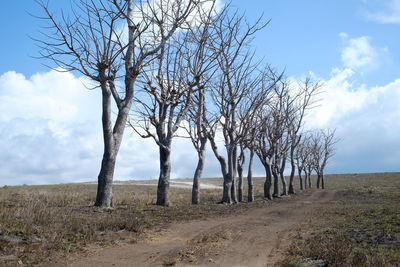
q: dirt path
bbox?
[60,190,338,267]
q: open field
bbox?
[0,173,399,266]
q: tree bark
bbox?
[280,172,288,196]
[209,137,231,203]
[238,163,243,202]
[247,149,254,202]
[304,170,311,189]
[298,167,304,190]
[192,140,206,204]
[272,166,280,198]
[230,145,238,203]
[222,174,233,203]
[280,158,288,196]
[288,147,296,194]
[316,173,321,189]
[156,145,171,206]
[95,81,132,207]
[321,172,325,189]
[264,163,273,200]
[95,154,116,207]
[237,147,245,202]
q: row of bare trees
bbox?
[37,0,336,208]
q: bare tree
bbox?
[205,8,267,203]
[252,68,283,200]
[254,109,275,200]
[287,78,321,194]
[267,79,293,198]
[235,77,269,202]
[132,36,199,205]
[311,129,337,189]
[182,3,220,204]
[36,0,208,207]
[305,152,314,188]
[294,135,310,190]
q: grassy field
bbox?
[281,173,400,267]
[0,178,267,266]
[0,173,399,266]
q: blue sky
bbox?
[2,1,400,83]
[1,0,400,185]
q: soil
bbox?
[56,190,338,267]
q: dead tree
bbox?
[294,135,310,190]
[235,76,269,202]
[207,8,267,203]
[182,3,220,205]
[287,79,321,194]
[35,0,204,207]
[265,79,293,197]
[311,129,337,189]
[252,68,283,200]
[254,110,274,200]
[131,18,218,206]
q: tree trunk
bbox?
[156,145,171,206]
[307,170,312,188]
[247,149,254,202]
[230,145,238,203]
[298,167,304,190]
[321,172,325,189]
[272,166,280,198]
[264,163,273,200]
[316,173,321,189]
[288,147,296,194]
[303,170,308,189]
[192,140,206,205]
[280,158,288,196]
[209,137,231,203]
[237,147,245,202]
[230,179,237,203]
[95,81,131,207]
[95,153,116,207]
[238,164,243,202]
[222,174,233,203]
[280,172,288,196]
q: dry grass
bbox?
[0,180,270,266]
[281,172,400,267]
[1,173,399,266]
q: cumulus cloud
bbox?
[339,34,384,72]
[1,27,400,186]
[304,68,400,174]
[0,69,224,186]
[0,70,103,185]
[365,0,400,24]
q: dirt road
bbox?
[61,190,338,267]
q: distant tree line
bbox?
[36,0,337,207]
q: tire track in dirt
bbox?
[59,190,338,267]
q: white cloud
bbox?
[365,0,400,24]
[304,67,400,173]
[1,25,400,186]
[2,66,400,185]
[340,35,380,71]
[0,70,103,185]
[0,69,224,186]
